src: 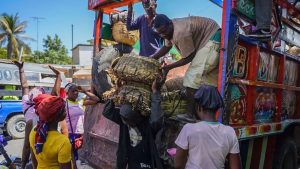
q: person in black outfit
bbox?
[103,76,164,169]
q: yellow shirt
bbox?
[29,129,72,169]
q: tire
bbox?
[6,114,26,139]
[92,46,119,96]
[273,137,298,169]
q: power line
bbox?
[72,24,74,49]
[31,17,45,51]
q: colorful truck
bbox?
[82,0,300,169]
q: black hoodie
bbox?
[103,92,164,169]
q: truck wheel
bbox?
[273,138,298,169]
[6,114,26,139]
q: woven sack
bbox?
[112,54,161,85]
[112,21,139,46]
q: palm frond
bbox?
[0,17,12,35]
[0,13,32,55]
[16,34,35,42]
[14,21,27,33]
[0,33,6,42]
[16,39,31,51]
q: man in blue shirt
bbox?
[127,0,163,57]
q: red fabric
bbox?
[33,94,52,110]
[60,88,66,99]
[36,96,65,123]
[75,136,83,149]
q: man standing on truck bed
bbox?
[151,14,221,121]
[127,0,163,57]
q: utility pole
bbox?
[31,17,45,51]
[72,24,74,49]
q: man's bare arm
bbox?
[152,46,172,60]
[229,153,242,169]
[175,147,188,169]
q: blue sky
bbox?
[1,0,222,54]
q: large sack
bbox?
[92,45,134,96]
[161,77,188,117]
[112,54,161,86]
[288,46,300,56]
[163,77,185,92]
[110,11,128,25]
[161,90,188,117]
[114,84,151,116]
[112,21,139,46]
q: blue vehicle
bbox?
[0,100,25,139]
[0,60,62,139]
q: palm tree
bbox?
[0,13,32,59]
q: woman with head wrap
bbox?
[174,85,242,169]
[13,61,69,169]
[29,96,72,169]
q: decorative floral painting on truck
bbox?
[254,87,276,123]
[282,90,297,121]
[228,84,247,125]
[257,52,279,82]
[233,45,248,78]
[284,59,298,86]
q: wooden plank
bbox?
[229,78,300,91]
[282,18,300,34]
[245,140,254,169]
[275,55,285,122]
[245,46,259,125]
[96,0,140,11]
[263,136,276,169]
[250,138,263,169]
[94,12,103,55]
[258,137,268,169]
[275,0,300,21]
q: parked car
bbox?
[0,100,25,139]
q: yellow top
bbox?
[29,129,72,169]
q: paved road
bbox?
[2,139,300,169]
[1,139,93,169]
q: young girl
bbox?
[174,85,241,169]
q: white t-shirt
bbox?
[175,121,240,169]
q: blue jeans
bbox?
[255,0,273,30]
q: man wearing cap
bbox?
[127,0,163,57]
[103,76,164,169]
[151,14,221,121]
